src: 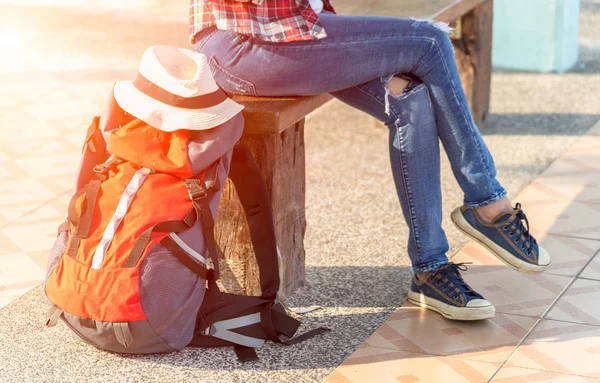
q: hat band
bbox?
[133,73,228,109]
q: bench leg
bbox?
[215,119,307,298]
[453,0,493,128]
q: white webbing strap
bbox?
[45,305,64,327]
[91,167,152,269]
[168,233,208,265]
[207,312,265,349]
[113,322,133,348]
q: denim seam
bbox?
[251,36,436,50]
[395,122,423,265]
[464,189,507,209]
[358,81,432,270]
[431,38,497,191]
[207,56,258,96]
[195,28,219,52]
[409,39,435,76]
[413,259,449,274]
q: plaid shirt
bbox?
[189,0,335,44]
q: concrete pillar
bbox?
[492,0,580,72]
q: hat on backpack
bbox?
[113,45,244,132]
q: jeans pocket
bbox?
[234,33,251,45]
[207,56,257,96]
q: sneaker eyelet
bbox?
[509,231,514,236]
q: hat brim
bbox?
[113,81,244,132]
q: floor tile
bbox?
[529,172,600,206]
[545,278,600,326]
[359,307,537,364]
[0,231,21,256]
[452,243,572,317]
[581,256,600,281]
[0,178,56,206]
[523,200,600,240]
[7,203,63,225]
[492,365,600,382]
[2,120,63,145]
[328,349,500,383]
[27,250,50,272]
[14,152,80,179]
[0,253,45,286]
[534,235,599,277]
[1,221,58,253]
[506,319,600,378]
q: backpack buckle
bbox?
[186,179,208,200]
[93,163,112,174]
[93,156,122,175]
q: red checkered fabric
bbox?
[190,0,336,43]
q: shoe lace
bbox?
[429,263,482,300]
[502,202,537,256]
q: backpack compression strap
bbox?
[66,156,124,258]
[228,142,280,299]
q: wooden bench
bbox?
[214,0,494,298]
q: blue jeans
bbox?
[196,12,507,273]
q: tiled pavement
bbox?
[0,1,599,383]
[326,122,600,382]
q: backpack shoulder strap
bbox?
[227,142,280,300]
[190,142,330,361]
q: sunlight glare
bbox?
[0,26,21,51]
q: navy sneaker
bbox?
[451,203,550,274]
[408,263,495,320]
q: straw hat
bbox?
[113,45,243,132]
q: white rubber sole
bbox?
[450,208,550,274]
[407,290,495,321]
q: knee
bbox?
[412,18,453,47]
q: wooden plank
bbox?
[432,0,487,22]
[215,120,307,297]
[465,0,493,127]
[233,93,332,135]
[451,0,493,127]
[338,0,455,19]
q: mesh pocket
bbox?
[139,244,206,350]
[45,229,70,281]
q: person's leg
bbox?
[197,24,454,274]
[197,12,548,276]
[334,78,450,274]
[198,14,506,208]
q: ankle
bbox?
[416,272,429,281]
[475,197,512,222]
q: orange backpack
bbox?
[44,94,327,361]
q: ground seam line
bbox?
[498,311,600,328]
[487,247,600,382]
[546,233,600,242]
